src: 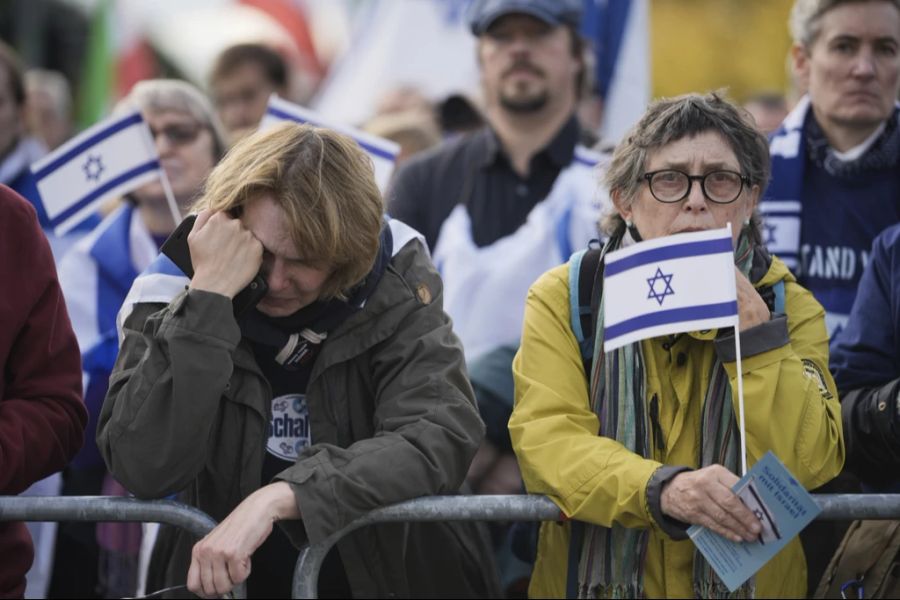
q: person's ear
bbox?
[611,188,632,222]
[746,183,761,218]
[791,43,811,88]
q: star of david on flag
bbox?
[260,95,399,193]
[603,226,739,351]
[647,267,675,305]
[30,110,161,235]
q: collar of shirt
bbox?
[476,114,580,171]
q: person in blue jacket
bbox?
[830,222,900,491]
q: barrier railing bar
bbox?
[0,496,246,599]
[814,493,900,519]
[0,496,215,538]
[293,495,561,599]
[292,493,900,599]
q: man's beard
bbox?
[499,89,549,113]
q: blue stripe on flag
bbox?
[582,0,631,100]
[47,160,160,227]
[573,154,597,167]
[265,107,396,161]
[605,301,738,341]
[605,237,732,277]
[32,113,145,180]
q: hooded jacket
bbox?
[97,232,498,598]
[510,253,844,598]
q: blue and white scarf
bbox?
[761,95,900,272]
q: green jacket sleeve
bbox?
[510,265,662,531]
[97,289,241,499]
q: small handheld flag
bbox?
[30,111,167,235]
[603,224,751,474]
[261,95,400,193]
[603,226,738,351]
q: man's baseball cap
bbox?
[468,0,583,36]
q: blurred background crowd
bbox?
[1,1,879,598]
[1,0,798,162]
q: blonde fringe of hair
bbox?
[194,122,384,300]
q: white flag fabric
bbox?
[30,111,161,235]
[309,0,479,130]
[603,227,738,351]
[260,95,399,193]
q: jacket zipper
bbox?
[649,394,667,456]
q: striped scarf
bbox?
[762,97,900,272]
[576,229,756,599]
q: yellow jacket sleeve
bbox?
[510,264,661,529]
[720,278,845,489]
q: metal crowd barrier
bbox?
[6,493,899,598]
[0,495,246,599]
[292,493,900,599]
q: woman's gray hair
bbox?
[601,91,770,238]
[117,79,228,161]
[789,0,900,47]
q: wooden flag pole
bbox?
[158,167,183,229]
[137,116,182,228]
[734,319,748,477]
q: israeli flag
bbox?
[31,111,160,235]
[260,95,399,193]
[603,226,739,351]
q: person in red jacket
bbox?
[0,184,86,598]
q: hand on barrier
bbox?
[187,481,300,598]
[660,464,762,543]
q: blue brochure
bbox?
[687,451,821,592]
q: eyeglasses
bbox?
[149,122,204,146]
[641,169,750,204]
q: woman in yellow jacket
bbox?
[510,93,844,599]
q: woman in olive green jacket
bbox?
[510,94,844,598]
[98,123,498,599]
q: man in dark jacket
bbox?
[0,184,86,597]
[386,0,603,502]
[98,123,498,598]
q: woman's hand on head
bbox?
[660,465,761,543]
[188,208,263,299]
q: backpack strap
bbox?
[563,246,604,599]
[568,247,604,378]
[772,280,785,314]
